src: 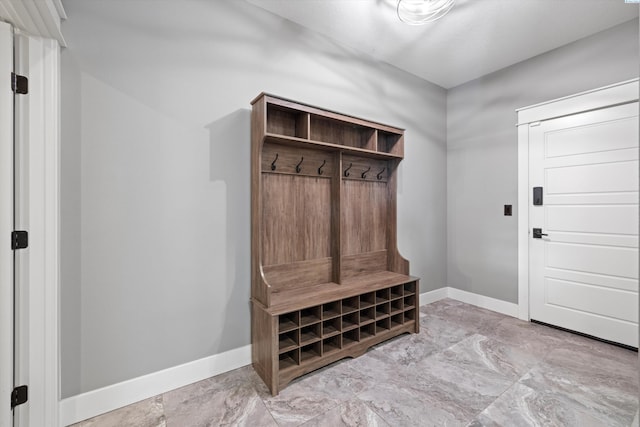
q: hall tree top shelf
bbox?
[251,92,419,395]
[251,93,405,160]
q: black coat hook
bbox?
[318,160,326,175]
[271,153,278,171]
[344,163,353,177]
[376,167,386,180]
[361,166,371,179]
[296,157,304,173]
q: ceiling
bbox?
[246,0,638,89]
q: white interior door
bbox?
[0,20,14,427]
[529,102,639,348]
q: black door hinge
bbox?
[11,72,28,94]
[11,385,28,409]
[11,231,28,250]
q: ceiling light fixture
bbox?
[397,0,455,25]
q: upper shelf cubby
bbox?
[253,93,405,159]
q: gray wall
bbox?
[60,0,447,397]
[446,19,639,303]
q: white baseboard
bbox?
[446,287,519,318]
[420,287,449,305]
[421,286,519,318]
[59,344,252,426]
[59,288,517,426]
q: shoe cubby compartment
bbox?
[404,281,416,296]
[360,306,376,325]
[360,322,376,340]
[342,311,359,331]
[342,296,359,314]
[279,349,299,372]
[390,313,404,329]
[390,285,403,300]
[376,318,390,334]
[300,306,321,326]
[300,342,322,364]
[322,335,342,355]
[300,323,321,346]
[390,298,403,315]
[322,301,341,319]
[342,328,360,347]
[322,317,341,337]
[278,311,299,333]
[279,330,299,354]
[403,294,416,310]
[375,302,390,320]
[360,292,375,308]
[375,288,390,304]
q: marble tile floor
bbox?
[72,298,639,427]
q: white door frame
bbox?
[0,20,15,427]
[516,78,640,321]
[12,34,61,426]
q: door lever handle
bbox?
[532,228,548,239]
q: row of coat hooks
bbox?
[270,153,385,180]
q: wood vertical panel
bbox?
[332,152,342,283]
[342,180,387,256]
[262,175,331,265]
[386,159,409,275]
[251,301,278,395]
[297,112,310,139]
[251,96,270,305]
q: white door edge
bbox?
[516,79,640,323]
[0,20,14,427]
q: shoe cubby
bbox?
[376,288,390,304]
[278,311,299,333]
[360,292,375,308]
[279,330,299,354]
[404,294,416,310]
[342,328,360,347]
[300,342,322,364]
[300,306,322,326]
[404,281,416,296]
[390,298,403,315]
[300,323,321,346]
[375,301,390,320]
[342,296,359,314]
[360,322,376,340]
[322,317,341,337]
[376,318,390,334]
[322,335,341,355]
[390,285,403,300]
[279,349,299,372]
[390,313,404,329]
[322,301,341,319]
[342,311,360,331]
[360,306,376,325]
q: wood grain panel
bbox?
[341,250,388,279]
[252,301,277,394]
[342,180,388,256]
[262,142,334,178]
[264,258,333,291]
[310,116,375,150]
[251,98,269,305]
[262,174,331,265]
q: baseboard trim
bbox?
[420,287,449,305]
[59,288,518,426]
[59,344,252,426]
[446,287,519,318]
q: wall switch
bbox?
[504,205,512,216]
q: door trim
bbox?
[516,78,639,321]
[13,35,61,427]
[0,20,14,427]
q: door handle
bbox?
[532,228,548,239]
